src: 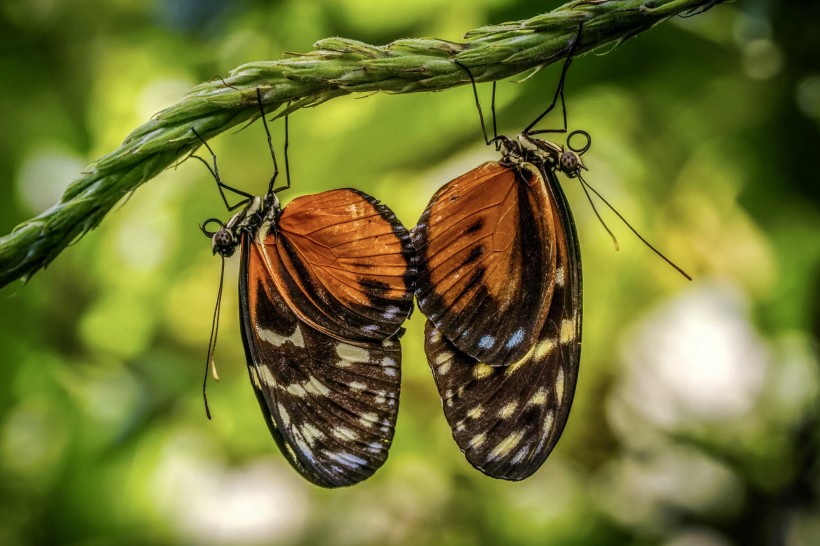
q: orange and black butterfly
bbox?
[411,36,588,481]
[196,92,415,488]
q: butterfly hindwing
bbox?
[240,236,402,488]
[269,189,416,343]
[423,164,582,480]
[412,162,557,366]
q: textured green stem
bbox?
[0,0,723,288]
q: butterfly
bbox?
[411,37,588,481]
[197,92,416,488]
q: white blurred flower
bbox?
[151,435,310,545]
[593,443,743,530]
[614,280,768,431]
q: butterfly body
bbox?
[413,132,583,480]
[211,188,415,488]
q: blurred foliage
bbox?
[1,1,818,545]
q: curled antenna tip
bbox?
[210,360,221,382]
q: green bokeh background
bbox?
[1,1,818,545]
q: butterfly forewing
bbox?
[241,236,403,488]
[423,165,581,480]
[269,189,415,343]
[413,162,557,366]
[232,188,415,488]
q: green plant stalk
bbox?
[0,0,723,288]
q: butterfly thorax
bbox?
[498,133,585,179]
[211,193,282,258]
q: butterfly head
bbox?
[558,147,585,178]
[211,226,238,257]
[559,130,591,178]
[203,194,282,258]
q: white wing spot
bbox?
[327,451,368,469]
[560,318,576,344]
[258,366,277,388]
[292,435,312,461]
[498,401,519,419]
[510,444,531,465]
[555,266,565,287]
[301,423,325,445]
[478,335,496,350]
[383,305,401,321]
[434,351,452,365]
[349,381,366,391]
[467,406,484,420]
[304,376,330,396]
[437,361,452,375]
[286,383,307,398]
[534,338,557,360]
[506,328,525,349]
[544,409,555,432]
[277,403,290,427]
[489,430,526,460]
[473,363,494,380]
[257,324,305,348]
[527,387,548,407]
[336,344,370,365]
[332,426,358,441]
[505,338,557,377]
[468,433,487,449]
[555,368,565,401]
[359,412,379,427]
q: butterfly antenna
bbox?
[578,172,692,280]
[202,255,227,420]
[577,177,620,251]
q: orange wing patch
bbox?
[262,189,415,343]
[413,162,557,366]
